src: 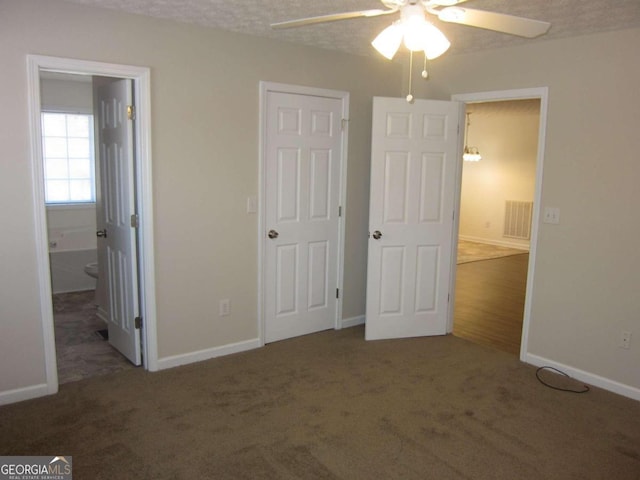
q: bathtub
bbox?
[48,227,97,294]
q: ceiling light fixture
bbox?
[371,5,450,60]
[463,112,482,162]
[463,146,482,162]
[371,4,450,102]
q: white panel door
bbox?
[366,97,460,341]
[96,79,141,365]
[264,91,343,343]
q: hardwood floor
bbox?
[453,253,529,356]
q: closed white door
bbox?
[96,79,141,365]
[264,90,344,343]
[366,97,460,341]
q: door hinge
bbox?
[134,316,143,329]
[336,288,340,299]
[130,214,139,228]
[127,105,136,120]
[341,118,349,131]
[338,206,342,217]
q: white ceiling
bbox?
[62,0,640,57]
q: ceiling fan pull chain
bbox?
[406,50,414,103]
[422,52,429,79]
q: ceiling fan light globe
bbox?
[372,23,403,59]
[402,15,429,51]
[422,24,451,59]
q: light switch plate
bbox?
[543,207,560,224]
[247,196,257,214]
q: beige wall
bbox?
[459,100,539,248]
[418,27,640,391]
[0,0,402,395]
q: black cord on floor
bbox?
[536,366,590,394]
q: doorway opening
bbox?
[450,89,549,361]
[27,55,158,395]
[40,71,139,382]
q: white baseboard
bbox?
[157,338,261,371]
[342,315,365,329]
[459,235,529,251]
[0,383,55,406]
[524,353,640,402]
[96,307,108,324]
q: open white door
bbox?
[263,89,344,343]
[366,97,460,341]
[96,79,141,365]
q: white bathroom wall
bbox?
[459,100,539,248]
[49,248,96,293]
[46,206,96,246]
[41,74,93,113]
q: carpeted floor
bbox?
[457,239,527,264]
[53,290,134,383]
[1,326,638,479]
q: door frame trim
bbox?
[450,87,549,362]
[257,81,349,345]
[26,55,158,396]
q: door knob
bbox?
[96,229,108,238]
[372,230,382,240]
[268,229,279,239]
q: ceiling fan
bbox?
[272,0,551,59]
[272,0,550,102]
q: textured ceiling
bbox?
[62,0,640,57]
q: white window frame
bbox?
[41,110,96,206]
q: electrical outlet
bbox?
[620,331,632,349]
[219,299,231,317]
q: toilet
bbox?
[83,262,103,309]
[84,262,99,279]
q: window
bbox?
[41,112,95,204]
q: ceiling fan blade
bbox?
[424,0,468,6]
[438,7,551,38]
[271,8,397,29]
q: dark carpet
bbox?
[1,326,638,479]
